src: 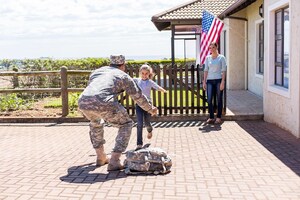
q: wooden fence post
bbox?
[12,67,19,88]
[60,66,68,117]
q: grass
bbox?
[45,90,206,108]
[44,92,80,112]
[121,89,206,107]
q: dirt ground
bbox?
[0,75,80,117]
[0,100,62,117]
[0,98,81,118]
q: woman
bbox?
[202,42,227,124]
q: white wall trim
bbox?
[268,84,290,98]
[268,0,289,11]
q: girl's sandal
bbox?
[147,132,153,139]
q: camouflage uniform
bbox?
[78,66,153,153]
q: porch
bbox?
[225,90,263,120]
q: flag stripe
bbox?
[200,10,224,65]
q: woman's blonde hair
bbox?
[139,64,155,79]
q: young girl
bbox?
[134,64,167,149]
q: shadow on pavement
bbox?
[60,162,167,184]
[151,121,202,128]
[198,121,222,133]
[237,121,300,176]
[60,162,127,183]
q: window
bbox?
[274,7,289,88]
[258,22,264,74]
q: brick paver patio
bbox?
[0,121,299,200]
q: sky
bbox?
[0,0,197,60]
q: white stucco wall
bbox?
[246,0,264,97]
[264,0,300,138]
[224,1,264,96]
[223,17,246,90]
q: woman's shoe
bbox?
[215,118,222,124]
[206,118,215,124]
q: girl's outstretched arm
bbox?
[158,86,167,93]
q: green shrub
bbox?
[0,94,33,112]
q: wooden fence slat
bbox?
[173,65,178,113]
[185,65,189,114]
[191,65,195,114]
[196,65,201,113]
[203,75,207,113]
[130,65,135,115]
[126,66,131,115]
[152,66,157,110]
[156,65,162,115]
[163,65,168,116]
[168,66,173,115]
[179,65,184,114]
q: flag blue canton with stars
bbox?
[202,10,214,34]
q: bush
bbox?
[0,94,33,112]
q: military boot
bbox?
[95,145,110,167]
[107,152,124,171]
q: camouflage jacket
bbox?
[79,66,152,111]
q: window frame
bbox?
[267,0,290,97]
[255,19,264,77]
[258,22,264,75]
[274,7,289,88]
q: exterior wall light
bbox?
[259,4,264,18]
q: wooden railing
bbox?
[0,64,226,117]
[0,66,90,117]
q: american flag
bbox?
[200,10,224,65]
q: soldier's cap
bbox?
[110,55,125,65]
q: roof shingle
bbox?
[152,0,237,31]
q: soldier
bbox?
[78,55,157,171]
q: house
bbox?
[219,0,300,138]
[152,0,300,138]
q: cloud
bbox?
[0,0,183,38]
[0,0,195,59]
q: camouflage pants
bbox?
[79,98,133,153]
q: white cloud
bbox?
[0,0,197,59]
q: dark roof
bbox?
[152,0,237,31]
[219,0,257,19]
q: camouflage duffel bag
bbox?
[124,145,172,175]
